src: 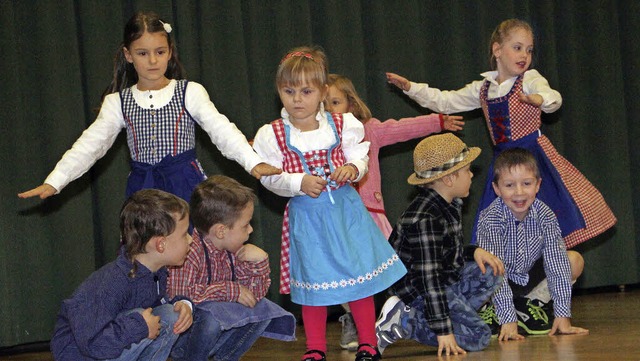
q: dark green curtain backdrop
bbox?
[2,0,638,348]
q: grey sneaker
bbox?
[375,296,409,353]
[339,312,359,351]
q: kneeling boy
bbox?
[168,175,295,361]
[51,190,193,361]
[476,148,588,341]
[376,133,504,357]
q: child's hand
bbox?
[386,72,411,92]
[301,174,327,198]
[141,308,161,339]
[18,184,57,199]
[442,115,465,132]
[549,317,589,336]
[172,301,193,334]
[498,322,525,341]
[330,164,358,184]
[518,93,543,107]
[237,285,258,308]
[250,162,282,179]
[474,248,505,276]
[236,244,268,263]
[436,334,466,356]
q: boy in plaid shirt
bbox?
[376,134,504,357]
[168,175,295,361]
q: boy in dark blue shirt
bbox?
[51,189,193,361]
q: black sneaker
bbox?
[301,349,326,361]
[355,344,381,361]
[514,297,554,335]
[477,302,500,336]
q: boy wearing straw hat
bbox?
[375,133,504,357]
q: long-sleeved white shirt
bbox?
[405,69,562,115]
[253,107,369,197]
[44,80,261,193]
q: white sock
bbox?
[525,279,551,303]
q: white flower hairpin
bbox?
[159,20,172,33]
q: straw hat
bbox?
[408,133,481,185]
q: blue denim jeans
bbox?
[105,304,181,361]
[172,302,270,361]
[401,263,501,351]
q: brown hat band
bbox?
[415,147,470,180]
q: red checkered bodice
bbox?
[480,75,541,145]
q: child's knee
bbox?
[567,251,584,281]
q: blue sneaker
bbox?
[375,296,409,352]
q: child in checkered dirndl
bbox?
[253,46,407,361]
[19,11,279,204]
[386,18,616,249]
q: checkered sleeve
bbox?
[538,205,573,318]
[167,232,241,304]
[235,256,271,300]
[476,204,518,324]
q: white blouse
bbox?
[44,79,262,193]
[253,106,369,197]
[405,69,562,115]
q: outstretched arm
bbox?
[18,184,57,199]
[386,72,412,91]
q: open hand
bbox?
[250,163,282,179]
[18,184,57,199]
[386,72,411,92]
[442,115,464,132]
[498,322,525,341]
[549,317,589,336]
[436,334,466,356]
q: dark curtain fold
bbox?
[3,0,637,347]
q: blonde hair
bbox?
[327,74,372,122]
[489,19,534,69]
[276,45,328,89]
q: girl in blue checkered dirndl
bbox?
[19,11,279,203]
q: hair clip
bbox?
[159,20,172,34]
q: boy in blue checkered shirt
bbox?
[476,148,589,341]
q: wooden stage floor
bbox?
[2,288,639,361]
